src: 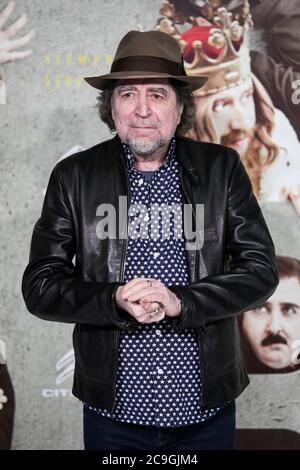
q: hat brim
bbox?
[84,70,208,92]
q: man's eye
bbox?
[283,306,298,316]
[213,102,226,112]
[150,94,164,101]
[255,306,268,315]
[121,92,134,99]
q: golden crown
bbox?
[155,0,253,96]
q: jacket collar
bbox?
[112,134,200,185]
[175,136,201,185]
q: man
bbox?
[156,0,300,212]
[22,29,278,450]
[240,256,300,373]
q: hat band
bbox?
[110,56,187,77]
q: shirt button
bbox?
[155,329,162,336]
[157,368,164,375]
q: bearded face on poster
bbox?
[240,256,300,374]
[156,0,300,214]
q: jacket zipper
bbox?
[179,165,205,408]
[179,165,197,283]
[111,158,132,414]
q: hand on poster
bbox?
[283,186,300,216]
[0,388,8,410]
[0,1,35,64]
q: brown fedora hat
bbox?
[84,30,208,91]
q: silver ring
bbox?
[149,307,161,318]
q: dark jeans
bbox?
[83,401,236,451]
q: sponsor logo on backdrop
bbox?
[43,53,113,89]
[42,349,75,398]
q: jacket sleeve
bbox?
[169,149,279,332]
[21,165,133,329]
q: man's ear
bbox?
[111,95,115,122]
[177,103,184,125]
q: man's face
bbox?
[111,78,183,156]
[210,78,256,157]
[242,277,300,369]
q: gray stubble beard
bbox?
[123,137,166,156]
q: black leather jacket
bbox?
[22,135,279,411]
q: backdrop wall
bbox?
[0,0,299,450]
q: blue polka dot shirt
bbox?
[85,137,223,427]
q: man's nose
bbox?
[134,95,152,117]
[267,312,283,335]
[229,104,248,130]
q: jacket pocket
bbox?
[200,317,243,381]
[72,324,117,384]
[202,227,218,241]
